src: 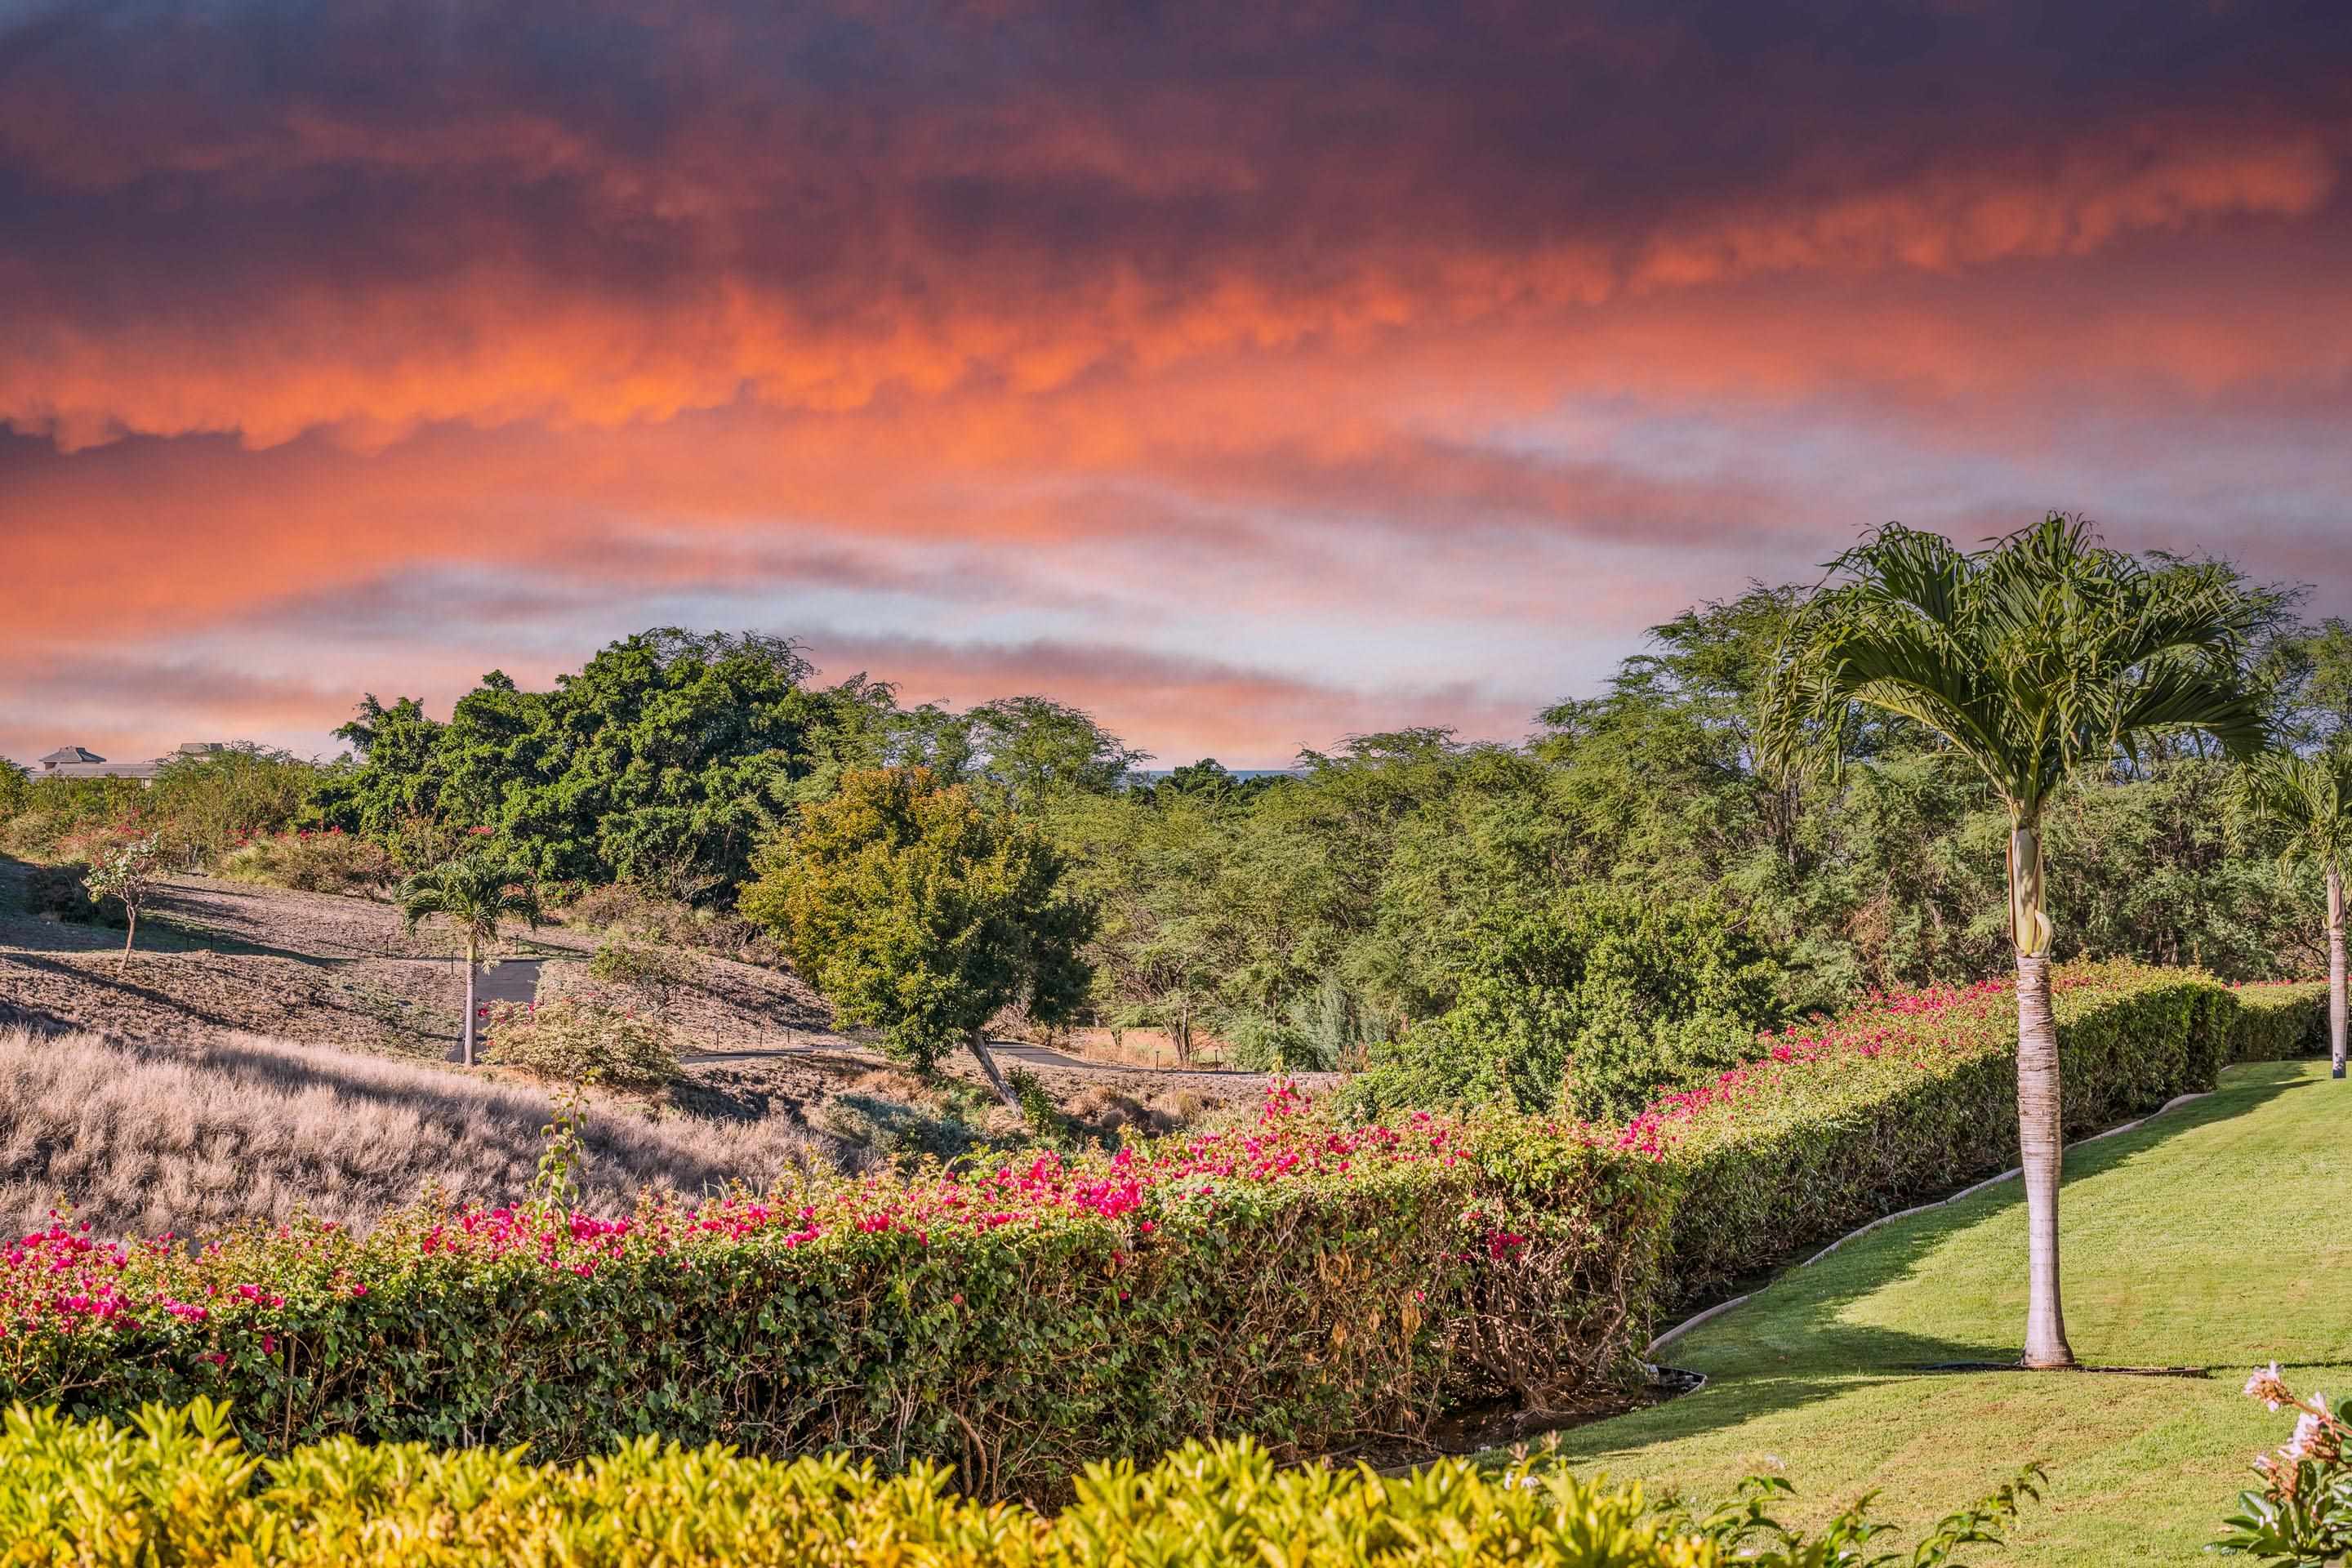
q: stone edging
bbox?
[1643,1089,2215,1358]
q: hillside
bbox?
[0,859,1298,1231]
[1547,1058,2351,1565]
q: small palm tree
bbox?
[2229,748,2352,1077]
[400,850,543,1067]
[1762,514,2267,1369]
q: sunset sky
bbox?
[4,1,2350,768]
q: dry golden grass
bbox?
[0,1024,842,1238]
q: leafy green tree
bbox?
[739,768,1093,1105]
[1348,889,1789,1120]
[2263,617,2352,747]
[2230,746,2352,1076]
[400,851,545,1067]
[82,833,165,973]
[963,697,1148,809]
[303,695,453,841]
[1762,514,2269,1369]
[313,632,863,902]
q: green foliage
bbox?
[485,996,679,1092]
[301,694,452,841]
[1762,515,2271,827]
[145,746,321,867]
[1349,892,1790,1121]
[740,768,1094,1073]
[82,834,166,963]
[0,759,30,826]
[2225,982,2330,1062]
[961,695,1147,809]
[0,1398,2031,1567]
[398,849,544,954]
[0,777,148,861]
[310,632,862,902]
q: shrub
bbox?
[1348,892,1790,1122]
[0,1089,1666,1499]
[2226,981,2329,1062]
[560,880,783,964]
[20,862,122,926]
[2219,1365,2352,1562]
[0,777,147,860]
[0,1399,2042,1568]
[586,933,693,1004]
[483,996,680,1091]
[1629,961,2242,1303]
[219,829,396,895]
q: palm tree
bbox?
[400,850,544,1067]
[2229,748,2352,1077]
[1762,515,2267,1369]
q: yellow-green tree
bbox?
[740,767,1093,1106]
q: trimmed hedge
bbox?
[0,1095,1665,1501]
[1639,962,2294,1304]
[2226,981,2330,1062]
[0,1396,2036,1567]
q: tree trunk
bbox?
[2015,951,2073,1367]
[2008,820,2074,1370]
[462,932,478,1068]
[965,1029,1022,1110]
[2331,866,2345,1080]
[118,906,136,975]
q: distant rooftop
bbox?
[31,741,230,782]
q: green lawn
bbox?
[1544,1059,2352,1565]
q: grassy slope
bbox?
[1547,1059,2352,1566]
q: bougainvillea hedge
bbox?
[1634,961,2297,1303]
[0,1088,1665,1500]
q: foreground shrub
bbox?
[2218,1364,2352,1562]
[483,996,680,1090]
[2226,982,2329,1062]
[219,828,395,895]
[1629,960,2241,1303]
[0,1025,834,1238]
[0,1088,1665,1499]
[0,1398,2041,1567]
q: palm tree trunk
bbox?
[463,931,478,1068]
[965,1028,1022,1110]
[2014,949,2074,1368]
[2008,823,2073,1369]
[2330,865,2345,1080]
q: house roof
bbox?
[37,746,105,767]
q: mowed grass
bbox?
[1544,1059,2352,1566]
